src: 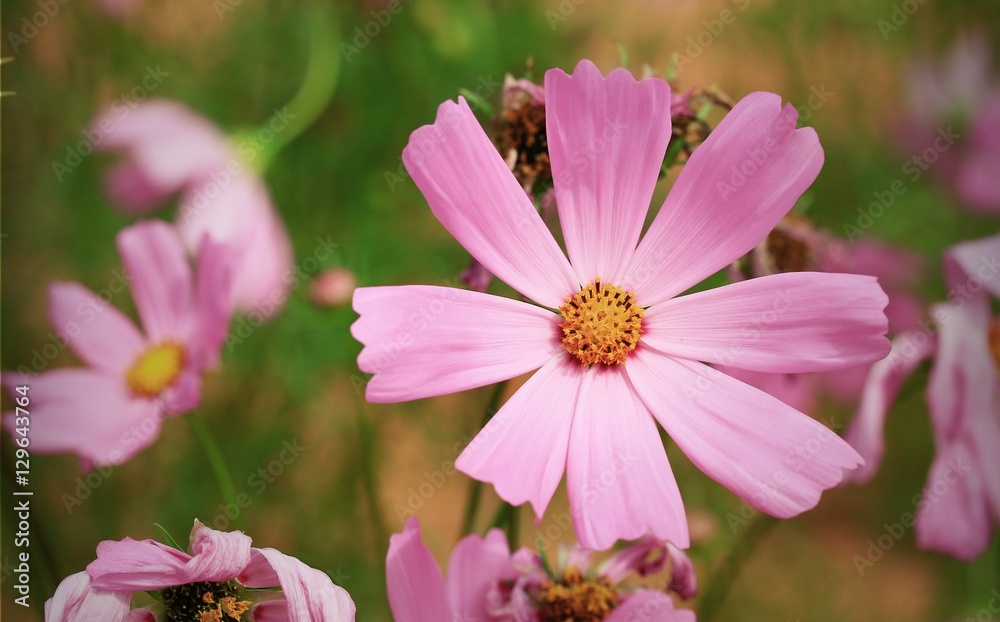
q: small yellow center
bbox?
[559,280,644,366]
[538,568,619,622]
[989,319,1000,371]
[125,342,185,397]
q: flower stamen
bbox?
[125,342,185,397]
[537,567,619,622]
[559,280,643,366]
[162,580,251,622]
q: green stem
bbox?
[189,412,245,532]
[254,3,341,171]
[697,513,779,622]
[506,501,520,547]
[488,501,513,531]
[460,382,506,537]
[357,405,389,556]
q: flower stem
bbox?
[254,3,341,171]
[357,405,389,556]
[460,382,506,537]
[697,513,779,622]
[189,412,245,532]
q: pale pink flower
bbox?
[93,100,294,316]
[387,518,693,622]
[899,34,1000,213]
[354,60,890,550]
[2,221,232,468]
[845,231,1000,560]
[46,520,355,621]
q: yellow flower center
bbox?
[989,319,1000,371]
[125,342,185,397]
[538,568,619,622]
[559,280,644,366]
[162,581,251,622]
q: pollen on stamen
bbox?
[125,342,186,398]
[558,280,644,366]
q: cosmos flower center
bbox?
[765,227,813,273]
[537,568,619,622]
[498,100,550,184]
[161,580,251,622]
[989,319,1000,371]
[125,342,186,397]
[558,280,644,366]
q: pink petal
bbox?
[566,366,689,551]
[927,298,995,442]
[242,548,355,622]
[46,282,146,375]
[160,368,202,415]
[598,537,666,583]
[666,542,698,600]
[545,60,673,284]
[627,349,863,518]
[116,221,193,343]
[623,92,823,305]
[717,365,820,415]
[1,369,162,467]
[915,437,992,562]
[177,178,294,317]
[942,231,1000,298]
[103,160,171,214]
[251,601,293,622]
[352,286,561,403]
[605,590,696,622]
[189,234,236,369]
[386,518,450,622]
[45,571,132,622]
[446,529,514,621]
[89,520,252,590]
[642,273,890,373]
[844,331,936,483]
[93,100,232,212]
[455,355,582,519]
[402,97,578,308]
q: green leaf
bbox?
[154,523,183,551]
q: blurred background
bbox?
[2,0,999,620]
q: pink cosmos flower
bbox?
[845,232,1000,560]
[93,99,294,316]
[898,34,1000,213]
[46,519,355,621]
[387,518,693,622]
[1,221,232,469]
[353,60,890,550]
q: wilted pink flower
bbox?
[899,34,1000,213]
[387,518,693,622]
[354,60,890,550]
[1,221,232,468]
[845,231,1000,560]
[93,99,294,316]
[46,520,355,621]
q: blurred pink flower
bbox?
[310,267,357,308]
[46,520,355,621]
[1,221,232,469]
[899,34,1000,213]
[726,217,924,410]
[845,231,1000,560]
[93,99,294,316]
[354,60,890,550]
[387,518,693,622]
